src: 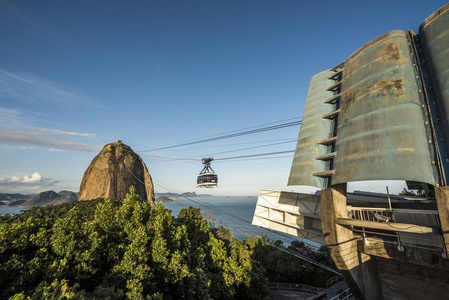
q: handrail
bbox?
[326,274,343,289]
[330,288,352,300]
[268,282,326,293]
[348,207,439,215]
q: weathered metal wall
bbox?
[333,30,438,185]
[288,70,334,188]
[420,3,449,157]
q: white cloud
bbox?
[22,172,42,183]
[0,172,59,193]
[38,128,96,137]
[0,128,101,152]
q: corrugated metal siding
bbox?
[288,70,335,188]
[420,4,449,157]
[332,30,438,185]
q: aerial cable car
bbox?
[197,158,218,188]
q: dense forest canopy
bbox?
[0,187,335,299]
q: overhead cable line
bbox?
[152,179,338,273]
[153,180,299,246]
[140,140,297,163]
[141,150,295,164]
[192,139,297,158]
[140,154,198,161]
[138,117,300,152]
[153,179,302,245]
[138,120,301,153]
[214,150,295,161]
[178,138,298,150]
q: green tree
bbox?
[1,186,270,299]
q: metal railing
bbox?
[326,275,343,289]
[329,288,352,300]
[268,282,326,294]
[348,207,440,225]
[347,207,444,252]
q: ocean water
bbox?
[0,206,30,216]
[162,196,307,246]
[0,197,307,246]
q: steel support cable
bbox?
[140,154,198,161]
[119,166,301,249]
[138,120,301,153]
[190,139,297,159]
[214,214,337,272]
[153,179,260,226]
[213,219,339,274]
[179,138,298,150]
[214,154,294,163]
[156,182,338,273]
[268,243,340,275]
[214,150,295,161]
[141,150,295,164]
[153,180,341,274]
[152,179,310,246]
[138,117,300,153]
[182,117,301,143]
[154,181,249,232]
[124,163,146,185]
[140,141,296,163]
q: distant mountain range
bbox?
[0,193,34,201]
[0,191,78,207]
[1,190,212,207]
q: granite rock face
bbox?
[79,141,155,208]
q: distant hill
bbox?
[8,200,26,206]
[21,191,78,207]
[58,190,78,196]
[181,192,197,197]
[156,196,173,203]
[197,194,214,198]
[155,192,179,199]
[53,192,78,204]
[0,193,33,201]
[21,191,60,207]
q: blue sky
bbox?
[0,0,446,196]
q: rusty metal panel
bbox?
[333,30,438,185]
[288,70,334,188]
[420,3,449,156]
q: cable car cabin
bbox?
[197,158,218,188]
[197,173,218,188]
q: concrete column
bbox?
[321,183,359,270]
[435,186,449,257]
[321,183,382,300]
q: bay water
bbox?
[162,196,308,246]
[0,196,309,246]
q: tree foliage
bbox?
[248,238,336,287]
[0,187,270,300]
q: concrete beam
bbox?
[336,218,437,234]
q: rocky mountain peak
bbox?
[78,141,155,207]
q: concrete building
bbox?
[253,4,449,299]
